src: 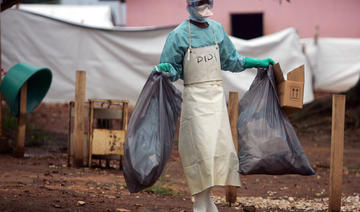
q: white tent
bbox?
[9,9,360,104]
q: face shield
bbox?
[186,0,214,23]
[196,4,213,18]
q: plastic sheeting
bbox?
[229,28,314,104]
[301,38,360,92]
[1,9,314,104]
[1,9,170,103]
[237,66,315,176]
[123,71,182,193]
[18,4,114,28]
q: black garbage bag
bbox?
[124,71,182,193]
[237,65,315,175]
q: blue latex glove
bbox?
[152,63,178,81]
[244,57,275,68]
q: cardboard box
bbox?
[273,63,304,113]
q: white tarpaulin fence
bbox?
[228,28,314,103]
[302,38,360,92]
[2,9,359,105]
[18,4,114,28]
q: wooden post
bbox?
[88,100,94,167]
[226,92,239,206]
[122,101,128,131]
[67,101,74,167]
[73,71,86,167]
[14,83,27,157]
[120,101,128,170]
[329,94,346,212]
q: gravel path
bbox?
[212,194,360,211]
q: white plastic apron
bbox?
[179,21,241,195]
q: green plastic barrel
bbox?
[0,63,52,116]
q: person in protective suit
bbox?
[153,0,274,211]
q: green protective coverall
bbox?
[158,19,245,81]
[155,19,274,81]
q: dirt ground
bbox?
[0,99,359,212]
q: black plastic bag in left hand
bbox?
[124,71,182,193]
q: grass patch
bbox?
[1,105,54,149]
[2,106,17,131]
[25,126,54,147]
[1,106,17,152]
[143,177,177,196]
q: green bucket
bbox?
[0,63,52,116]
